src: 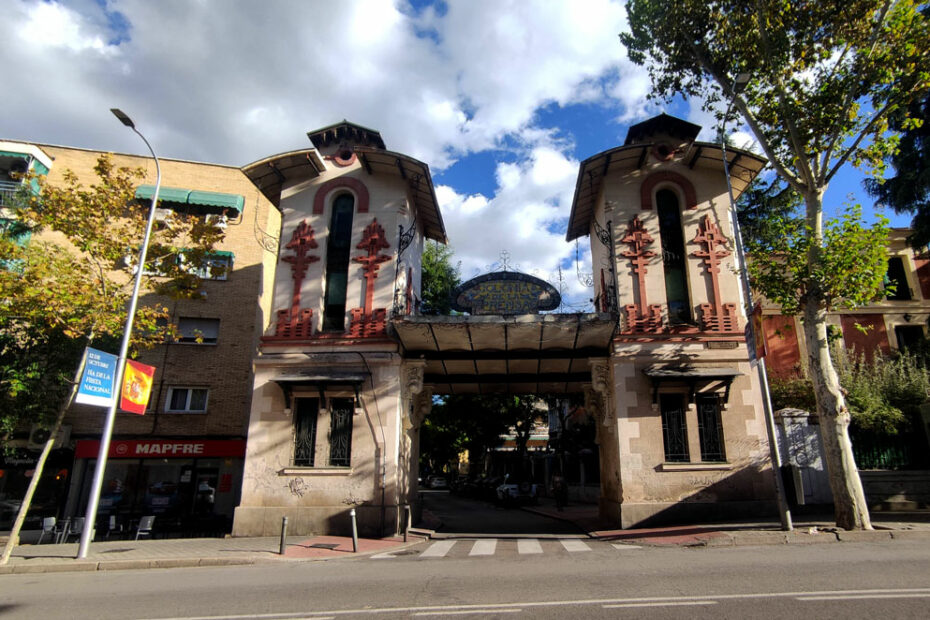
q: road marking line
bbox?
[140,588,930,620]
[604,601,717,609]
[611,543,642,550]
[517,539,542,554]
[414,610,522,616]
[799,594,930,601]
[419,540,456,558]
[560,539,591,552]
[469,539,497,556]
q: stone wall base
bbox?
[618,500,777,529]
[861,470,930,510]
[232,504,401,538]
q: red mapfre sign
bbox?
[75,439,246,459]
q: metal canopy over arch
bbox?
[391,313,616,394]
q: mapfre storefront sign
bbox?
[75,439,246,459]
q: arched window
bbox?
[656,188,691,324]
[323,194,355,331]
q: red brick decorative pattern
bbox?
[692,215,739,333]
[620,215,663,333]
[276,220,319,338]
[349,218,391,338]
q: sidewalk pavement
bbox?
[523,498,930,547]
[0,533,427,575]
[3,501,929,574]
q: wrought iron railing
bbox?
[0,180,21,207]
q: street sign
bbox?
[74,348,118,407]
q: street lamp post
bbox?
[721,77,793,531]
[77,109,162,558]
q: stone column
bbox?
[401,361,430,507]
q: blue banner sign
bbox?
[75,347,118,407]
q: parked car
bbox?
[427,475,449,490]
[495,474,539,506]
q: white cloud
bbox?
[17,0,118,55]
[437,145,593,307]
[1,0,645,165]
[1,0,650,309]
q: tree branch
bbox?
[824,98,898,184]
[753,0,817,191]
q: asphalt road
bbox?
[3,536,930,619]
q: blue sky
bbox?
[1,0,908,309]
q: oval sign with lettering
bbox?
[451,271,561,315]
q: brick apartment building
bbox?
[1,140,288,536]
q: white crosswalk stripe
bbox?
[469,539,497,556]
[420,540,456,558]
[560,539,591,552]
[517,539,543,554]
[376,537,626,560]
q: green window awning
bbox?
[135,185,244,216]
[136,186,191,203]
[188,191,245,211]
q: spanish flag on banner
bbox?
[120,360,156,415]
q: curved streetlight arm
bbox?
[721,91,793,532]
[77,110,162,558]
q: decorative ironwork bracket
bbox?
[397,213,417,258]
[593,218,612,250]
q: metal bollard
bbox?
[279,516,288,555]
[403,504,411,542]
[350,508,359,553]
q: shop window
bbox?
[656,189,692,324]
[660,393,689,462]
[293,398,319,467]
[328,398,354,467]
[696,395,726,462]
[176,317,219,344]
[323,194,355,331]
[885,256,912,300]
[165,387,208,413]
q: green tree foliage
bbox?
[866,92,930,248]
[419,394,547,475]
[623,0,930,529]
[419,240,459,315]
[736,176,803,250]
[747,205,890,316]
[769,349,927,437]
[834,348,929,435]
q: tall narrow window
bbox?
[885,256,911,300]
[328,397,354,467]
[656,189,691,324]
[323,194,355,331]
[696,395,726,462]
[660,393,689,462]
[293,398,319,467]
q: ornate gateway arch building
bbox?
[231,114,774,537]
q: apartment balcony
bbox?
[0,179,21,208]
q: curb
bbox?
[519,505,598,538]
[0,537,430,575]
